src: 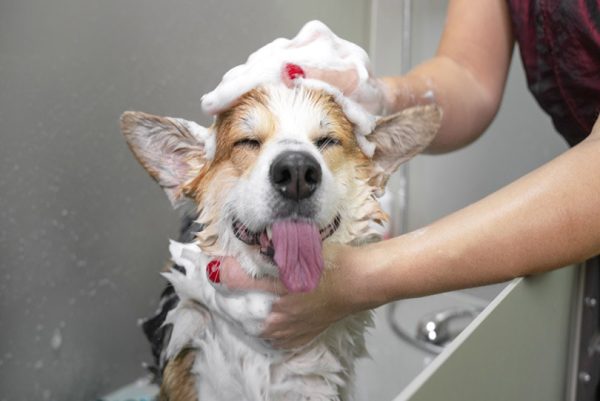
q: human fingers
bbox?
[271,332,321,350]
[279,63,359,96]
[259,294,335,348]
[261,316,327,350]
[214,256,288,295]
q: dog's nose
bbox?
[270,151,322,200]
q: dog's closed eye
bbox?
[234,138,262,149]
[314,135,341,150]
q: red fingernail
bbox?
[284,63,305,80]
[206,259,221,284]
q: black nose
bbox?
[270,151,322,200]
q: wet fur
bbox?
[122,85,441,401]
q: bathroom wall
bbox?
[1,1,574,400]
[404,1,569,300]
[0,2,370,400]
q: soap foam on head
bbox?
[201,20,382,157]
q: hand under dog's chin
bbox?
[236,249,279,279]
[226,213,341,292]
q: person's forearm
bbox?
[382,57,502,153]
[381,0,514,153]
[352,132,600,307]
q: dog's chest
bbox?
[190,311,372,401]
[164,240,372,401]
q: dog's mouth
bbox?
[232,215,341,254]
[232,215,341,292]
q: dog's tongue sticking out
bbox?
[271,220,323,293]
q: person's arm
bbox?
[219,0,591,349]
[260,118,600,348]
[381,0,514,153]
[296,0,514,152]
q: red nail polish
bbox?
[284,63,305,80]
[207,259,221,284]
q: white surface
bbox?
[355,291,488,401]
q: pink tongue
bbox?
[272,220,323,293]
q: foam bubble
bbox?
[201,20,383,156]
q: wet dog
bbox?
[121,84,440,400]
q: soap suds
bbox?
[201,20,383,157]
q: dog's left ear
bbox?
[120,111,215,206]
[367,104,442,193]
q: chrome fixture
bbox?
[388,303,483,354]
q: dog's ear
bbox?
[120,111,215,206]
[367,104,442,193]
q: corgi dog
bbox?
[121,84,441,401]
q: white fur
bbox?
[125,63,440,398]
[161,86,376,400]
[221,86,346,278]
[164,240,372,401]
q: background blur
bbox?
[0,1,567,400]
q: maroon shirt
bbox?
[507,0,600,146]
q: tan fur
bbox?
[160,348,199,401]
[367,105,442,191]
[121,86,441,401]
[184,87,381,256]
[183,90,273,204]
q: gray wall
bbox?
[407,0,568,228]
[0,1,575,400]
[405,1,569,300]
[0,2,370,400]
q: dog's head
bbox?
[121,85,440,292]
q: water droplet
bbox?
[50,328,62,350]
[33,359,44,370]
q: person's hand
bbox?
[218,244,364,349]
[280,65,393,116]
[201,20,396,117]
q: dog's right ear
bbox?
[366,105,442,194]
[120,111,215,206]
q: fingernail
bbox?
[206,259,221,284]
[284,63,306,80]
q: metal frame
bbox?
[571,258,600,400]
